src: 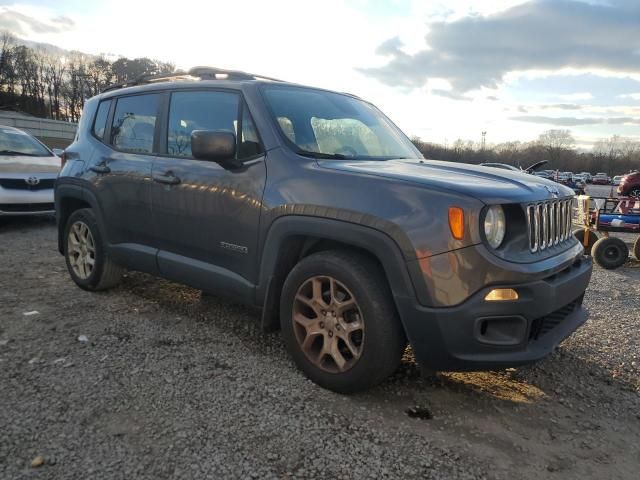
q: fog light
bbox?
[485,288,519,301]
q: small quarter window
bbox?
[92,100,111,140]
[277,117,296,142]
[238,105,263,159]
[110,94,160,153]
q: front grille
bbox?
[0,178,55,191]
[529,296,582,340]
[0,203,54,213]
[525,198,573,253]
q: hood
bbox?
[318,158,575,204]
[0,154,61,174]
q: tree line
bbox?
[0,32,637,174]
[0,32,173,122]
[411,129,639,176]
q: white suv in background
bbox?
[0,126,61,216]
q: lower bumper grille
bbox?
[529,296,583,340]
[0,203,55,213]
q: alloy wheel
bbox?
[292,275,364,373]
[67,221,96,279]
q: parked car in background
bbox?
[612,175,623,186]
[572,174,586,183]
[479,160,548,175]
[580,172,592,183]
[534,171,552,179]
[592,173,609,185]
[618,171,640,197]
[479,162,520,172]
[0,126,61,216]
[555,171,571,185]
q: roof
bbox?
[96,65,363,103]
[101,66,285,94]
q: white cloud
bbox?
[556,92,594,101]
[619,92,640,100]
[2,0,639,146]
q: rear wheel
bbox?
[64,208,124,291]
[628,187,640,198]
[633,237,640,261]
[592,237,629,270]
[280,250,406,393]
[573,228,598,255]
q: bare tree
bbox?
[537,129,575,165]
[0,31,15,94]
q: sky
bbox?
[1,0,639,149]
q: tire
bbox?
[64,208,124,291]
[573,228,598,255]
[280,250,406,394]
[628,188,640,198]
[633,237,640,261]
[592,237,629,270]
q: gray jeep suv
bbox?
[55,67,592,393]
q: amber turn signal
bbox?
[448,207,464,240]
[484,288,519,301]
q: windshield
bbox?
[262,85,421,160]
[0,128,52,157]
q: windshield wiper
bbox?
[296,150,347,160]
[0,150,38,156]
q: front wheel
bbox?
[64,208,124,291]
[280,250,406,393]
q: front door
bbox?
[150,90,266,293]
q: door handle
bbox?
[153,172,181,185]
[90,164,111,174]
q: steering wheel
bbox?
[335,146,358,157]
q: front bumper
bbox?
[0,188,55,215]
[396,255,592,371]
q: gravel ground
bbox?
[0,216,639,480]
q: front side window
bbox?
[0,127,52,157]
[167,90,263,160]
[262,85,420,160]
[168,91,238,158]
[110,94,159,153]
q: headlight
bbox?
[484,205,506,249]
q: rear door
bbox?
[88,93,161,270]
[150,89,266,291]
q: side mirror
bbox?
[191,130,237,165]
[52,148,64,157]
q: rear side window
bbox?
[92,100,111,140]
[167,91,263,160]
[110,94,159,153]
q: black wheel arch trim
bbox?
[256,214,428,326]
[261,204,419,260]
[55,181,108,255]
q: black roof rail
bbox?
[101,66,284,93]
